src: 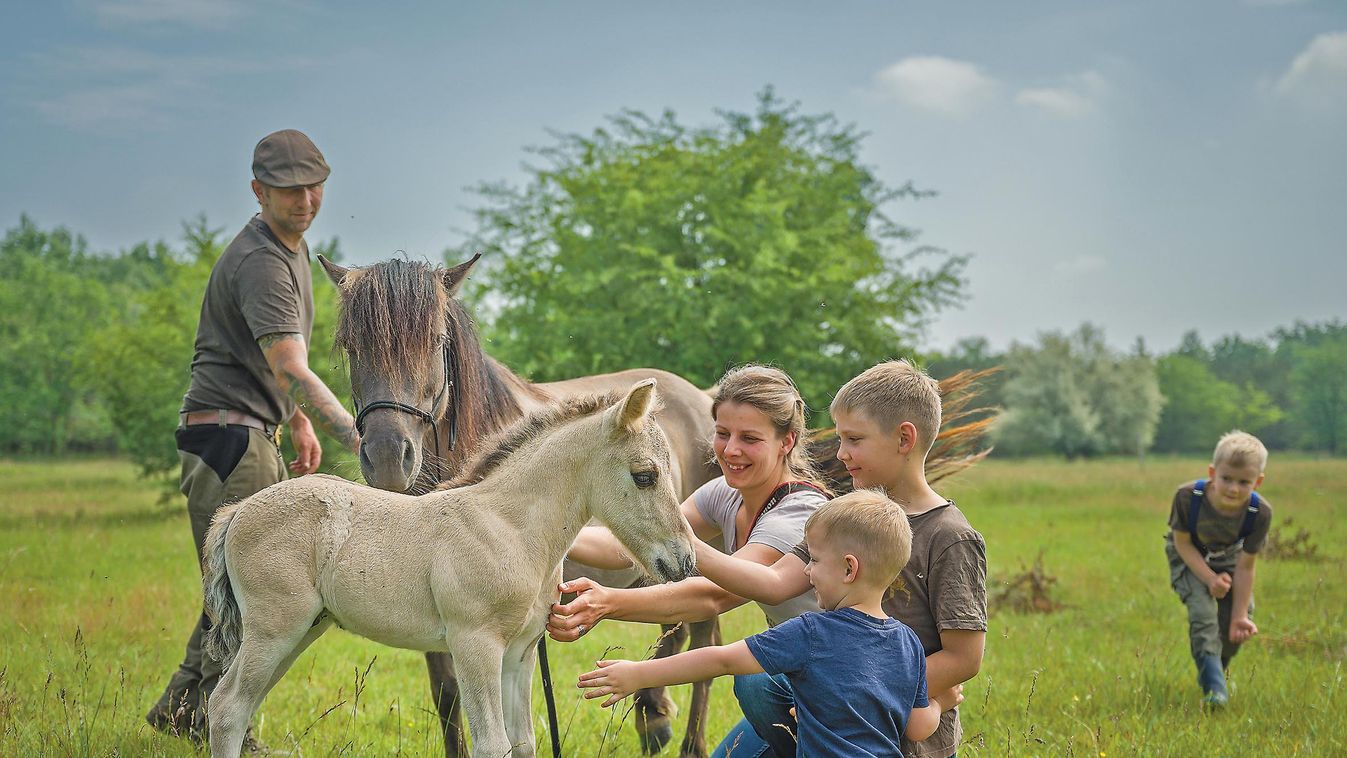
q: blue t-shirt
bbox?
[745,607,928,757]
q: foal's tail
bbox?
[202,501,246,669]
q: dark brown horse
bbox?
[319,254,722,757]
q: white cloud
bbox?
[1016,88,1091,118]
[89,0,247,28]
[873,56,997,116]
[1274,30,1347,100]
[1015,71,1106,118]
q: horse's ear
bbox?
[612,379,658,435]
[443,253,482,297]
[318,255,350,288]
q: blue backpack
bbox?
[1188,479,1261,557]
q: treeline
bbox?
[927,322,1347,457]
[0,215,352,477]
[5,212,1342,477]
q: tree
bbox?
[993,325,1163,458]
[1207,334,1292,448]
[1290,336,1347,454]
[87,218,221,475]
[1093,339,1165,457]
[0,217,117,453]
[1152,354,1282,453]
[449,90,965,412]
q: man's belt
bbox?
[180,410,282,446]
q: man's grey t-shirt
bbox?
[182,215,315,426]
[693,476,825,626]
[792,501,987,758]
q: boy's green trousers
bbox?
[1167,548,1254,663]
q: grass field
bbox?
[1,455,1344,756]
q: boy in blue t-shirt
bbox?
[578,490,963,756]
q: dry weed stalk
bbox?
[990,552,1065,615]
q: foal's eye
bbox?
[632,471,657,489]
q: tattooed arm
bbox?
[259,332,360,452]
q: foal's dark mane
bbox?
[440,391,624,489]
[333,259,533,475]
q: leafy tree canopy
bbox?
[450,89,966,413]
[1290,335,1347,454]
[993,324,1163,458]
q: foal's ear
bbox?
[443,253,482,297]
[317,255,350,288]
[612,379,658,435]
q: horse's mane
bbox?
[334,259,530,476]
[335,259,446,389]
[438,390,626,489]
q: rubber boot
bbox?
[1196,654,1228,707]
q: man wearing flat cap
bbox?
[146,129,360,745]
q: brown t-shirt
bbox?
[181,215,315,426]
[793,501,987,758]
[1165,481,1273,571]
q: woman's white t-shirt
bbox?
[692,476,826,626]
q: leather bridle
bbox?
[353,339,460,479]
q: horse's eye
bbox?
[436,334,449,347]
[632,470,657,489]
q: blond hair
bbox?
[830,360,942,456]
[1212,430,1268,472]
[712,365,828,490]
[804,489,912,588]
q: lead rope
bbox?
[538,637,563,757]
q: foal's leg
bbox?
[426,652,467,758]
[501,636,539,758]
[262,617,334,697]
[448,633,510,758]
[208,603,321,757]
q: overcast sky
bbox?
[3,1,1344,353]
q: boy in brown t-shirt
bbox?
[1165,430,1273,707]
[694,361,987,757]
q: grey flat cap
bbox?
[252,129,330,188]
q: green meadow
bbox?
[1,456,1343,756]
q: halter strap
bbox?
[352,339,460,482]
[736,481,830,551]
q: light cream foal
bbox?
[202,380,694,757]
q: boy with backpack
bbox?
[1165,430,1273,707]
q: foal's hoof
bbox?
[634,704,676,754]
[241,728,272,755]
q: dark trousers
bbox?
[147,425,284,733]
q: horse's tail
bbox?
[806,367,1000,493]
[203,501,246,669]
